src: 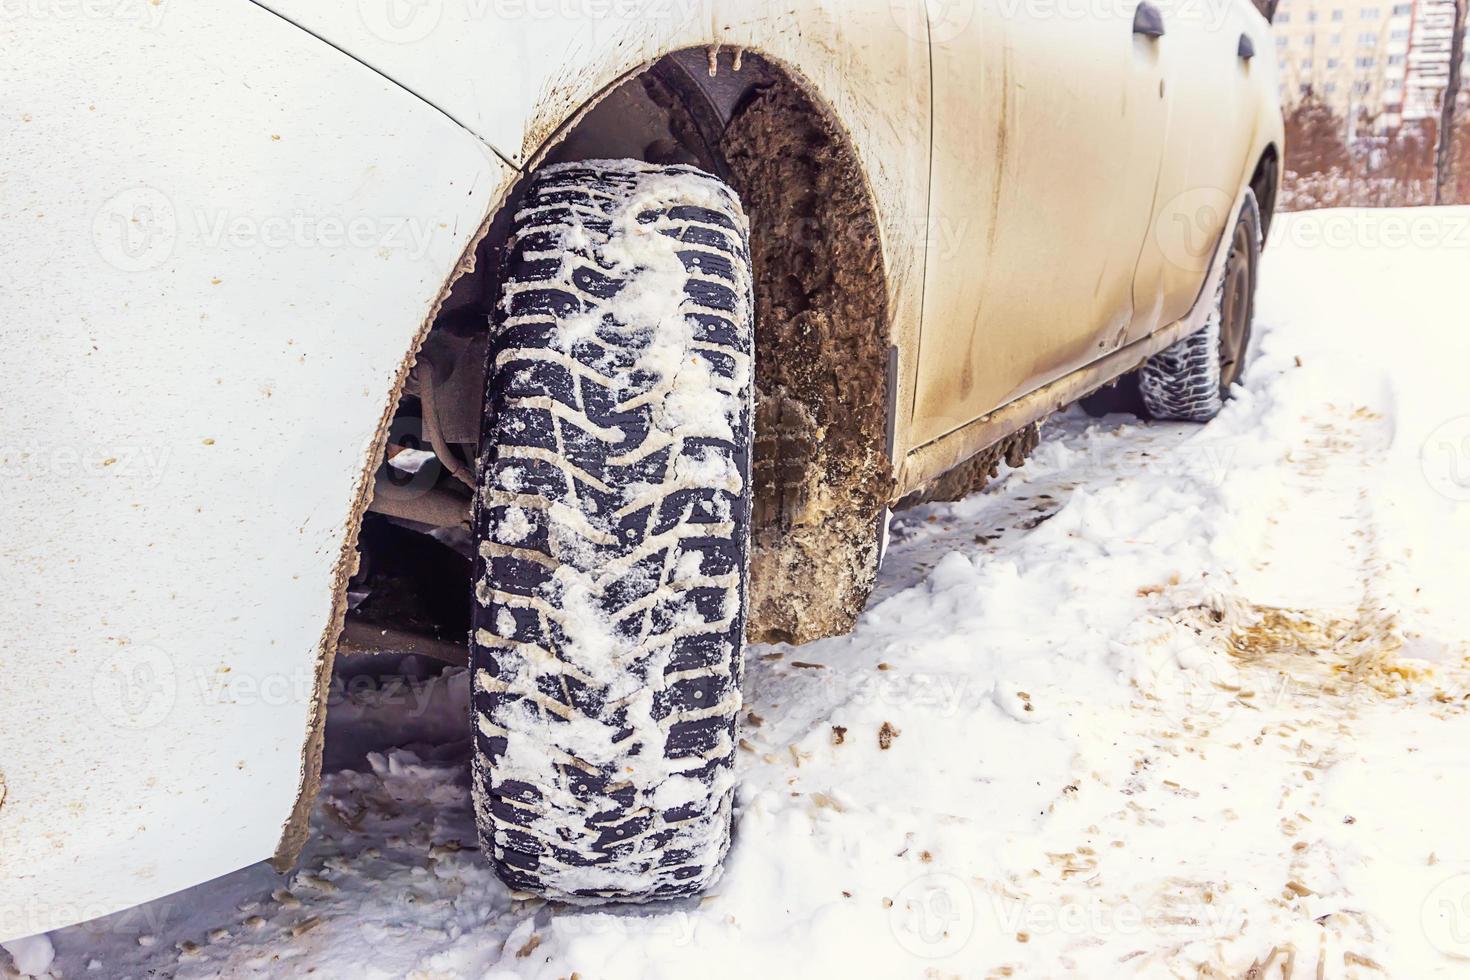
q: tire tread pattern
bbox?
[1138,192,1260,422]
[470,160,754,902]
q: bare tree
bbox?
[1284,89,1350,176]
[1457,113,1470,201]
[1380,124,1438,204]
[1435,0,1467,204]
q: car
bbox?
[1,0,1283,937]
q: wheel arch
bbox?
[417,47,905,644]
[1249,142,1281,243]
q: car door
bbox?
[1128,0,1261,341]
[910,0,1171,447]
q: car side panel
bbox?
[910,0,1171,447]
[0,0,509,940]
[1129,0,1277,340]
[895,24,1284,502]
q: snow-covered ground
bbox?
[9,207,1470,978]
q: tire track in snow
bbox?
[1064,394,1438,979]
[1172,397,1430,979]
[861,396,1426,978]
[1217,397,1407,684]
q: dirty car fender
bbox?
[0,0,510,940]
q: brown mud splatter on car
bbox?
[898,422,1038,508]
[721,72,893,646]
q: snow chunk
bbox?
[496,506,532,545]
[3,935,55,977]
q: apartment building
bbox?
[1275,0,1467,131]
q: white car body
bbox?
[0,0,1282,940]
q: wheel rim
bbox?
[1218,219,1253,393]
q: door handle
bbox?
[1238,33,1256,60]
[1133,2,1166,37]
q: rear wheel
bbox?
[1137,190,1261,422]
[470,160,754,901]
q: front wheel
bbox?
[1137,190,1261,422]
[470,160,754,902]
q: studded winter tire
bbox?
[470,160,754,902]
[1137,190,1261,422]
